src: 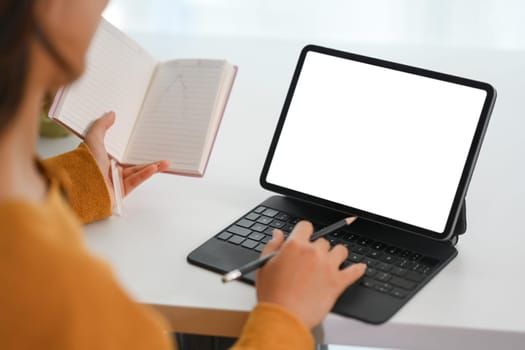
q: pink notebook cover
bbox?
[49,65,238,178]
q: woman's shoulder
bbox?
[0,193,87,322]
[0,178,82,240]
[0,185,86,272]
[0,198,171,349]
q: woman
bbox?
[0,0,366,349]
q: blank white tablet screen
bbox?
[266,51,487,233]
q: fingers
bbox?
[122,161,170,195]
[122,160,170,177]
[158,160,170,172]
[123,164,158,195]
[122,163,152,177]
[85,112,115,142]
[329,244,349,265]
[261,229,285,256]
[313,238,330,252]
[288,220,314,242]
[338,263,367,291]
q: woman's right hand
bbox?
[256,221,366,329]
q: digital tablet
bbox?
[260,45,496,240]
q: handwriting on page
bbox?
[125,60,226,172]
[56,21,156,160]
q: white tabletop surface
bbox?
[38,34,525,349]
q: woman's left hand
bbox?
[85,112,170,206]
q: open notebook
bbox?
[50,18,237,176]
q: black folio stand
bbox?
[450,199,467,245]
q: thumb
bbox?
[86,112,115,141]
[338,263,367,293]
[261,229,285,257]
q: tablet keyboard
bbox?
[215,205,440,299]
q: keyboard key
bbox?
[391,288,408,299]
[242,239,259,249]
[354,246,370,254]
[328,238,338,247]
[410,253,422,261]
[348,253,363,262]
[255,243,266,253]
[248,232,265,241]
[270,220,285,228]
[228,235,245,245]
[372,242,386,250]
[237,219,255,228]
[386,246,402,255]
[405,270,424,282]
[262,209,279,217]
[374,282,393,293]
[362,257,379,267]
[257,216,273,225]
[343,233,357,241]
[245,213,260,221]
[357,238,373,246]
[375,286,388,293]
[417,265,432,275]
[404,261,416,269]
[254,206,266,214]
[227,225,251,237]
[376,272,392,282]
[396,258,409,268]
[283,224,295,232]
[377,262,393,272]
[262,236,272,244]
[390,276,416,290]
[365,267,377,277]
[400,250,412,258]
[275,213,290,221]
[375,286,390,294]
[410,263,422,271]
[217,232,232,240]
[251,223,267,232]
[368,250,383,259]
[264,227,275,235]
[361,278,376,289]
[381,255,397,264]
[375,281,392,290]
[391,267,408,276]
[333,231,345,238]
[290,217,303,224]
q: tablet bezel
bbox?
[260,45,496,241]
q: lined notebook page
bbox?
[124,59,227,174]
[53,19,156,161]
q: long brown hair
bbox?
[0,0,72,133]
[0,0,34,131]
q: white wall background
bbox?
[103,0,525,50]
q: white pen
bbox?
[110,158,123,216]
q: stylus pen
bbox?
[221,216,357,283]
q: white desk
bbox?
[38,36,525,350]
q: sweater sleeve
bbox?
[0,209,175,350]
[42,143,112,223]
[232,303,315,350]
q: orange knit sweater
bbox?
[0,143,314,349]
